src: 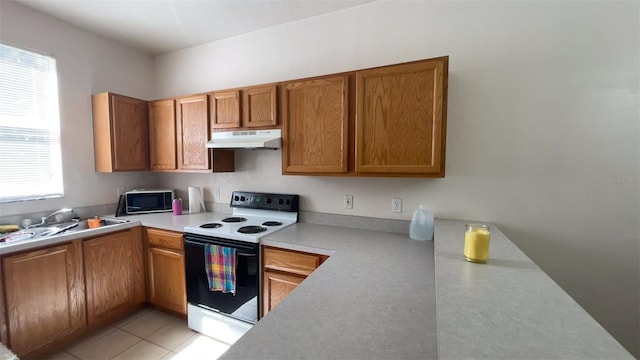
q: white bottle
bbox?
[410,205,434,241]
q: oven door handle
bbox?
[184,239,207,247]
[184,239,257,257]
[237,253,256,257]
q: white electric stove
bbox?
[183,191,299,344]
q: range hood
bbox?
[205,129,281,149]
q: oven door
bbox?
[184,234,259,324]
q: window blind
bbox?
[0,43,63,202]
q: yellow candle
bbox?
[464,224,490,263]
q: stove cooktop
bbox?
[184,214,294,243]
[183,191,299,243]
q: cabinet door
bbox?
[211,90,241,129]
[262,270,304,316]
[3,241,85,356]
[92,92,149,172]
[282,76,349,174]
[111,94,149,171]
[355,58,448,175]
[84,228,145,324]
[148,247,187,315]
[0,260,6,346]
[149,99,177,170]
[176,95,210,170]
[243,85,277,128]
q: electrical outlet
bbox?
[392,198,402,213]
[214,187,221,199]
[344,195,353,209]
[116,186,125,197]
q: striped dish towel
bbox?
[204,244,237,294]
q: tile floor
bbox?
[45,309,230,360]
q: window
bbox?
[0,43,63,202]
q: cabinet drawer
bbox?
[263,246,322,277]
[145,228,183,251]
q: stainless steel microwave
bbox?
[125,190,174,214]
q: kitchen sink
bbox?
[0,217,130,245]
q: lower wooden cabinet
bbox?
[263,270,304,315]
[262,246,327,316]
[144,228,187,315]
[0,260,7,346]
[2,240,85,356]
[83,227,145,324]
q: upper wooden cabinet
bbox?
[211,90,241,129]
[149,99,177,171]
[176,94,213,171]
[210,84,278,130]
[0,261,6,346]
[281,56,448,177]
[243,84,278,128]
[281,76,349,174]
[149,96,233,173]
[355,58,448,176]
[3,241,85,357]
[92,92,149,172]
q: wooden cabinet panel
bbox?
[355,58,448,175]
[282,76,349,174]
[149,99,177,170]
[92,92,149,172]
[148,247,186,315]
[263,247,321,277]
[3,241,85,356]
[262,270,304,316]
[211,90,241,129]
[243,85,278,128]
[176,95,210,171]
[0,260,6,346]
[144,228,186,316]
[261,246,328,316]
[84,228,144,324]
[146,227,183,251]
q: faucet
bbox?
[33,208,78,227]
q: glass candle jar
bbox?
[464,224,491,263]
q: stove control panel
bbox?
[230,191,299,212]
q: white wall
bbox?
[155,1,639,355]
[0,1,157,217]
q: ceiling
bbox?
[14,0,372,54]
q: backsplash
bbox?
[1,201,411,236]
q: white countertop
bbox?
[0,212,632,359]
[433,219,632,359]
[226,222,438,359]
[221,219,632,360]
[0,211,226,255]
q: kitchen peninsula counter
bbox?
[221,219,633,360]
